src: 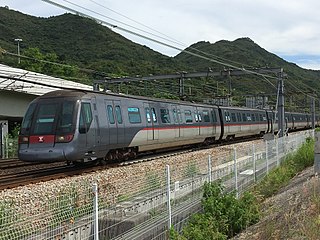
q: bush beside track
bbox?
[171,137,316,239]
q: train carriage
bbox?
[19,90,223,163]
[18,89,315,164]
[218,106,268,140]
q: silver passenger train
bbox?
[18,90,315,164]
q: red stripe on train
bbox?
[142,123,267,131]
[29,135,55,144]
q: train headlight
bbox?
[18,136,29,144]
[55,134,74,143]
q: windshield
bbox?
[20,103,36,135]
[21,100,76,135]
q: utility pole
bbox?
[14,38,22,64]
[311,96,315,129]
[179,72,186,98]
[277,69,285,137]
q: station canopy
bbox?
[0,64,92,95]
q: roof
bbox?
[0,64,92,95]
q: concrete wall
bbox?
[0,90,36,119]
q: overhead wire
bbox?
[4,0,317,108]
[87,0,254,69]
[41,0,281,81]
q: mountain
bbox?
[176,38,320,105]
[0,7,319,107]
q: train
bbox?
[18,90,316,164]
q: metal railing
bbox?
[0,130,314,240]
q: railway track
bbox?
[0,158,42,169]
[0,162,120,190]
[0,136,262,190]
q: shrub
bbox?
[171,181,260,239]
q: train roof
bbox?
[39,89,268,111]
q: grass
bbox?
[254,137,314,199]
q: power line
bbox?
[41,0,281,82]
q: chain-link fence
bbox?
[0,130,314,240]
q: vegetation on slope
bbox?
[1,7,320,108]
[171,137,316,239]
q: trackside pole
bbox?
[315,131,320,174]
[93,183,99,240]
[252,144,256,182]
[233,148,238,199]
[208,155,212,183]
[166,165,172,230]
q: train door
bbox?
[171,105,180,138]
[105,100,124,145]
[114,101,125,144]
[143,103,159,141]
[78,99,97,150]
[92,98,100,147]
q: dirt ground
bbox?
[234,166,320,240]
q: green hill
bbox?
[0,7,319,109]
[0,7,183,77]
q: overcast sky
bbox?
[2,0,320,70]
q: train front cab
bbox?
[19,97,78,162]
[18,95,100,163]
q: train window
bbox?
[185,110,193,123]
[251,114,256,122]
[237,112,242,122]
[21,103,36,135]
[203,110,210,122]
[107,105,115,124]
[198,111,202,122]
[242,113,247,122]
[211,110,217,122]
[172,109,178,123]
[57,102,75,133]
[145,108,151,123]
[79,103,93,134]
[225,111,231,122]
[177,109,183,123]
[128,107,141,123]
[151,108,157,123]
[247,114,252,121]
[115,106,123,124]
[194,111,199,122]
[160,109,171,123]
[33,103,58,135]
[231,112,237,122]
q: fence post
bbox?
[276,137,279,166]
[252,144,256,182]
[0,123,3,158]
[208,155,212,183]
[93,183,99,240]
[265,140,269,175]
[166,165,172,230]
[315,131,320,175]
[233,148,238,199]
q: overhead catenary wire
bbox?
[2,0,317,109]
[87,0,255,69]
[41,0,281,81]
